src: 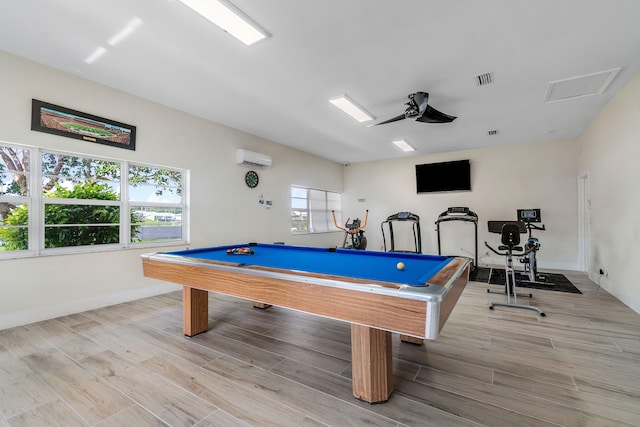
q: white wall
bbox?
[0,51,343,329]
[578,70,640,313]
[343,138,580,270]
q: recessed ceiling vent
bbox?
[476,72,493,86]
[545,68,621,103]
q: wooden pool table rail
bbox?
[142,254,470,339]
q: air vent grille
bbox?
[476,72,493,86]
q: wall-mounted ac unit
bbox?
[235,149,272,168]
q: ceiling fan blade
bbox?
[413,92,429,114]
[416,105,457,123]
[373,113,407,126]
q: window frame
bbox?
[0,142,34,253]
[290,185,342,235]
[0,141,189,259]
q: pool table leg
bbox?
[252,302,272,309]
[351,324,393,403]
[400,334,424,345]
[183,287,209,337]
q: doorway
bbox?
[577,174,590,273]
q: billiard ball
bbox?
[397,262,405,270]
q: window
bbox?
[42,152,122,249]
[0,144,31,251]
[291,185,341,234]
[129,164,185,244]
[0,142,188,258]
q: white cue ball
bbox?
[397,262,405,271]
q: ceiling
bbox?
[1,1,640,164]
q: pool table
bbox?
[141,243,471,403]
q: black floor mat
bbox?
[469,267,582,294]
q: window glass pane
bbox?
[0,146,29,196]
[43,174,121,248]
[291,209,308,233]
[42,153,120,197]
[0,203,29,251]
[131,206,182,243]
[291,186,308,233]
[44,204,120,224]
[291,197,307,209]
[44,181,120,203]
[291,186,307,198]
[129,165,182,203]
[129,183,182,203]
[44,176,120,196]
[44,225,120,248]
[308,189,328,233]
[327,192,342,224]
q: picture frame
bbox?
[31,99,136,150]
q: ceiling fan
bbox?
[374,92,457,126]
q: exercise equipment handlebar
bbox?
[332,210,368,233]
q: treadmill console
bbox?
[448,207,469,215]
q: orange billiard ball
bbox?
[397,262,405,271]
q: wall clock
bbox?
[245,170,259,188]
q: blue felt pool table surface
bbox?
[166,243,453,287]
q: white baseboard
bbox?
[586,273,640,315]
[0,283,180,331]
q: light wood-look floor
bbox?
[1,270,640,426]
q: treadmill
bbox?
[435,207,478,268]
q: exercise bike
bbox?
[485,221,545,316]
[332,210,368,250]
[517,209,554,286]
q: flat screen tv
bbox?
[415,160,471,193]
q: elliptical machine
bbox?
[332,210,368,250]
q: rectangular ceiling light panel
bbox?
[108,17,143,46]
[329,95,374,122]
[179,0,270,46]
[85,46,108,64]
[392,139,415,152]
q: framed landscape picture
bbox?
[31,99,136,150]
